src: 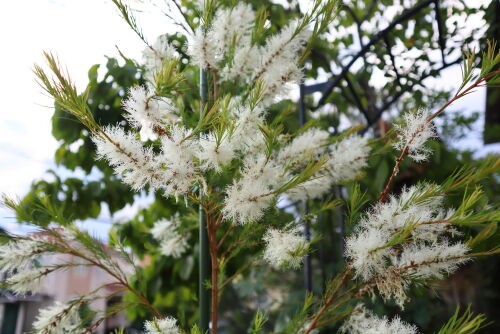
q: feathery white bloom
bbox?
[285,173,332,202]
[254,20,310,78]
[345,227,391,280]
[188,27,216,69]
[393,109,436,162]
[223,154,283,224]
[363,185,454,239]
[221,45,260,81]
[197,132,236,172]
[395,241,469,280]
[158,125,202,197]
[0,238,45,273]
[92,126,161,191]
[261,61,303,105]
[142,35,178,73]
[341,304,419,334]
[327,136,370,182]
[144,316,180,334]
[262,226,309,269]
[209,3,255,63]
[123,85,179,141]
[278,128,330,163]
[33,302,81,334]
[230,103,266,154]
[151,215,190,258]
[7,267,47,295]
[252,20,311,102]
[345,183,468,307]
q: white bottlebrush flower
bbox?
[208,3,255,64]
[223,154,284,224]
[285,173,332,202]
[158,125,202,197]
[340,304,419,334]
[363,184,454,239]
[327,135,370,182]
[197,131,236,172]
[261,61,303,105]
[262,226,309,269]
[92,126,162,191]
[393,108,436,162]
[0,238,45,273]
[395,241,469,280]
[254,20,310,79]
[345,227,391,280]
[32,302,82,334]
[123,85,179,142]
[346,183,468,307]
[252,20,311,102]
[277,128,330,163]
[7,267,48,295]
[151,215,190,258]
[230,103,266,154]
[142,34,178,73]
[144,316,180,334]
[221,45,260,81]
[188,27,216,69]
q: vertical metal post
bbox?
[299,83,313,293]
[199,58,210,332]
[334,185,345,259]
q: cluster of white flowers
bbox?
[393,108,436,162]
[151,215,190,258]
[123,85,179,141]
[188,4,255,73]
[32,302,82,333]
[223,154,284,223]
[327,136,370,182]
[92,126,162,191]
[255,20,311,104]
[262,225,309,269]
[341,304,419,334]
[93,125,203,198]
[209,4,255,66]
[159,126,201,196]
[285,135,370,202]
[6,268,48,296]
[345,184,469,307]
[229,103,267,154]
[197,131,236,172]
[144,316,180,334]
[285,175,332,202]
[142,35,178,75]
[188,4,310,106]
[223,132,372,223]
[0,237,50,295]
[91,3,372,220]
[277,128,330,163]
[0,238,45,273]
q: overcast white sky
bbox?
[0,0,498,237]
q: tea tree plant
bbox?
[1,1,499,333]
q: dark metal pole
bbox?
[299,83,313,293]
[334,185,345,259]
[199,56,210,332]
